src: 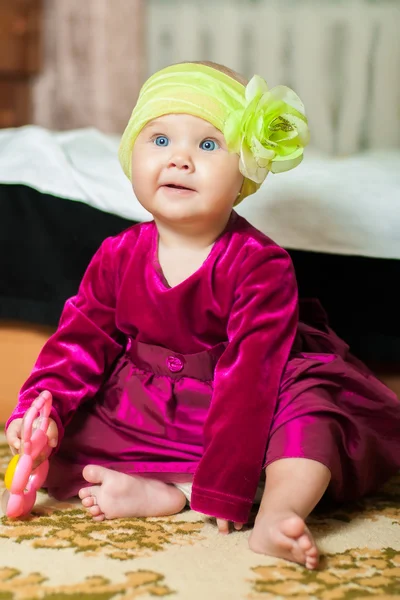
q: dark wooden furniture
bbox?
[0,0,42,128]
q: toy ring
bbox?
[2,392,52,518]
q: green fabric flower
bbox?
[224,75,310,184]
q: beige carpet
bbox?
[0,431,399,599]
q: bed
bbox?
[1,125,399,354]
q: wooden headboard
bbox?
[0,0,42,128]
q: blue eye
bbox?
[154,135,169,147]
[200,139,219,151]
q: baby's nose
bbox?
[168,153,193,170]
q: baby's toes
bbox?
[305,553,319,570]
[81,495,96,508]
[88,504,104,518]
[305,545,319,569]
[92,513,106,522]
[78,486,92,500]
[298,533,313,552]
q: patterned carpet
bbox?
[0,432,399,599]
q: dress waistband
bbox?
[126,338,227,381]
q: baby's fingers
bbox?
[47,420,59,448]
[6,423,22,453]
[9,436,21,453]
[33,415,58,448]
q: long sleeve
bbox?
[6,236,125,440]
[191,245,299,522]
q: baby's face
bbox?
[130,114,243,226]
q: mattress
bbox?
[1,126,399,259]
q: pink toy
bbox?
[2,392,52,518]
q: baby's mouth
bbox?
[165,184,194,190]
[161,183,196,195]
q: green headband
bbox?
[119,63,310,204]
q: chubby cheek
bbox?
[228,157,244,192]
[131,155,158,201]
[217,155,243,192]
[131,179,145,203]
[207,165,243,203]
[131,165,145,200]
[231,169,245,197]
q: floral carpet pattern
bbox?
[0,432,399,599]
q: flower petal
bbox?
[255,166,269,183]
[251,136,276,160]
[280,113,310,146]
[245,75,269,103]
[240,141,269,183]
[271,148,304,173]
[268,85,307,116]
[239,141,256,178]
[239,141,258,180]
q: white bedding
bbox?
[0,126,399,260]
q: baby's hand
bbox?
[216,518,244,535]
[6,394,59,453]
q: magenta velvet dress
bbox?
[7,212,400,522]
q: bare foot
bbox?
[78,465,186,521]
[249,512,319,569]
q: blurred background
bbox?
[0,0,399,154]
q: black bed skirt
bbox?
[1,184,399,362]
